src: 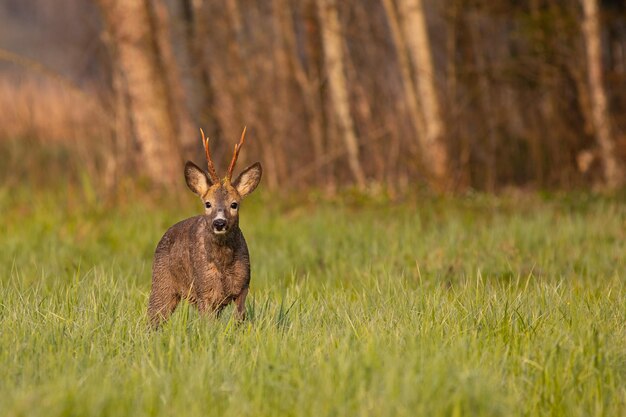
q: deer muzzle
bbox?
[211,209,230,234]
[212,218,227,233]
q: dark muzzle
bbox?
[212,219,227,232]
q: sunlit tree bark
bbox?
[97,0,194,185]
[396,0,450,189]
[581,0,624,189]
[381,0,425,154]
[316,0,366,188]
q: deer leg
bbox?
[148,289,180,329]
[196,300,219,318]
[234,287,249,321]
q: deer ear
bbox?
[232,162,262,197]
[185,161,212,196]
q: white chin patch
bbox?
[213,229,227,235]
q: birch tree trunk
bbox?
[381,0,426,150]
[97,0,194,185]
[581,0,624,189]
[316,0,366,188]
[396,0,450,189]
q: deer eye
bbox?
[205,202,211,209]
[230,202,238,210]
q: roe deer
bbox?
[148,128,262,328]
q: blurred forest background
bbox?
[0,0,625,195]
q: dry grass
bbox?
[0,75,106,143]
[0,74,111,187]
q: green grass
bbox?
[1,188,625,416]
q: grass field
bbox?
[1,188,625,416]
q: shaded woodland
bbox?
[0,0,625,193]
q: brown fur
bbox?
[148,160,262,328]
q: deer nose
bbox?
[212,219,227,231]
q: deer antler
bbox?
[200,128,219,182]
[227,126,247,181]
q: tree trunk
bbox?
[396,0,450,190]
[381,0,425,151]
[316,0,366,188]
[224,0,281,190]
[581,0,624,189]
[181,0,222,142]
[97,0,193,185]
[268,0,290,182]
[304,0,334,190]
[276,0,325,186]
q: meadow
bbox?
[0,188,625,416]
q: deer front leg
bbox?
[148,290,180,330]
[234,287,249,321]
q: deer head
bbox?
[184,127,262,235]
